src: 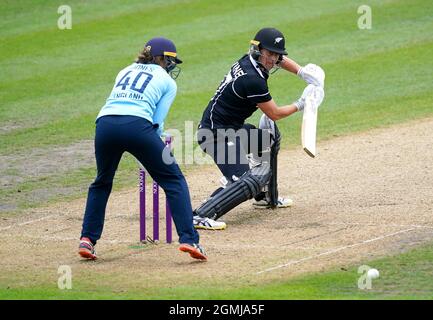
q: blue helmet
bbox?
[145,37,182,79]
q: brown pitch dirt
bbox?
[1,118,432,293]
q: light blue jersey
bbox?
[97,63,177,136]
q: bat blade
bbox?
[301,96,318,158]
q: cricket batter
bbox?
[193,27,325,230]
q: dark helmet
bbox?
[251,27,287,55]
[145,37,182,79]
[145,37,182,64]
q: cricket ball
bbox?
[367,268,380,279]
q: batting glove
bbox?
[294,84,325,112]
[294,84,315,111]
[297,63,325,88]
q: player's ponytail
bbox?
[136,46,153,64]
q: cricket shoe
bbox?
[193,216,226,230]
[179,243,208,261]
[78,237,97,260]
[252,197,293,209]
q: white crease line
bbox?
[256,227,418,274]
[0,213,139,233]
[326,222,433,229]
[0,233,322,250]
[201,244,320,250]
[0,214,58,231]
[2,206,432,234]
[23,235,135,245]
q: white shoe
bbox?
[252,197,293,209]
[193,216,227,230]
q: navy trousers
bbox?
[81,115,199,245]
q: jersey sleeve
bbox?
[152,78,177,136]
[235,75,272,104]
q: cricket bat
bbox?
[301,86,324,158]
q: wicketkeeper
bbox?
[193,27,325,230]
[79,38,207,261]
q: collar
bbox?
[248,54,267,79]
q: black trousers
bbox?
[197,124,272,182]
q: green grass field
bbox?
[1,0,433,299]
[2,242,433,300]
